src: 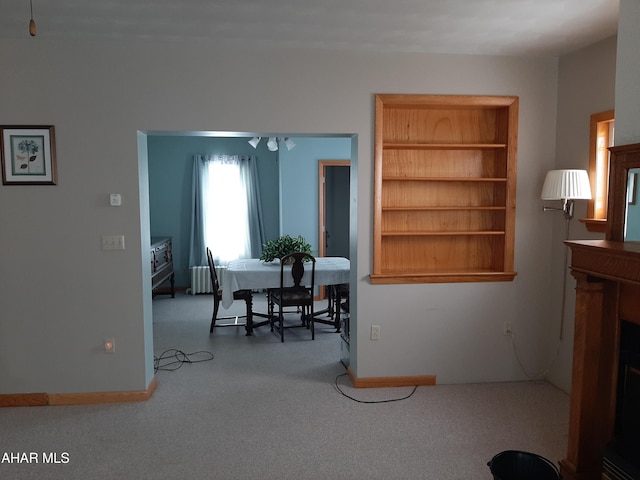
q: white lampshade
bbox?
[248,137,261,149]
[541,169,592,200]
[266,137,278,151]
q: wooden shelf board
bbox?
[382,206,506,211]
[383,143,507,150]
[381,231,505,236]
[377,93,519,108]
[382,176,507,182]
[579,217,608,233]
[370,271,517,284]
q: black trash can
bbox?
[487,450,561,480]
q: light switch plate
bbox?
[101,235,125,250]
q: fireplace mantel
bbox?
[561,239,640,480]
[566,240,640,284]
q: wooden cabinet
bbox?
[371,94,518,284]
[151,237,175,297]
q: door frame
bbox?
[318,159,350,298]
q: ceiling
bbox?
[0,0,619,57]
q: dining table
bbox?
[221,257,350,335]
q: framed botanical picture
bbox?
[1,125,57,185]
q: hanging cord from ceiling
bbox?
[29,0,37,36]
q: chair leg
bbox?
[327,286,335,319]
[279,308,284,342]
[269,302,275,332]
[210,297,220,333]
[244,295,252,336]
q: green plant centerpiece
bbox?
[260,235,313,263]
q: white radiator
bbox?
[189,266,226,295]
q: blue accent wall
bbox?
[147,136,279,288]
[279,137,352,255]
[148,135,351,288]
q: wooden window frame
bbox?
[581,109,614,233]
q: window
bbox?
[202,156,251,264]
[189,153,264,269]
[582,110,614,233]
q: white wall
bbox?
[0,38,562,394]
[615,0,640,145]
[547,36,617,392]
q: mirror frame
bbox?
[607,143,640,241]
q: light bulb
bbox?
[266,137,278,151]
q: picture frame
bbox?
[1,125,57,185]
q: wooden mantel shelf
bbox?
[565,240,640,284]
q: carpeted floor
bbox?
[0,292,569,480]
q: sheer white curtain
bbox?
[189,154,265,268]
[203,155,251,265]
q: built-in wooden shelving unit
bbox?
[371,94,519,284]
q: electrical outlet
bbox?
[503,322,512,336]
[371,325,381,340]
[104,337,115,353]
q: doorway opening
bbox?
[318,160,350,258]
[138,131,358,367]
[318,159,350,300]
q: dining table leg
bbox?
[334,284,342,333]
[312,285,342,333]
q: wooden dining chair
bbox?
[269,252,316,342]
[207,248,251,333]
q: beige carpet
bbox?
[0,292,569,480]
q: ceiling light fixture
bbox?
[284,138,296,151]
[266,137,278,152]
[28,0,36,37]
[247,136,296,152]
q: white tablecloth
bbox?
[221,257,350,308]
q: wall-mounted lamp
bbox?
[541,169,592,341]
[248,136,296,152]
[541,169,592,220]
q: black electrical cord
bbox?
[334,373,418,403]
[154,349,214,373]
